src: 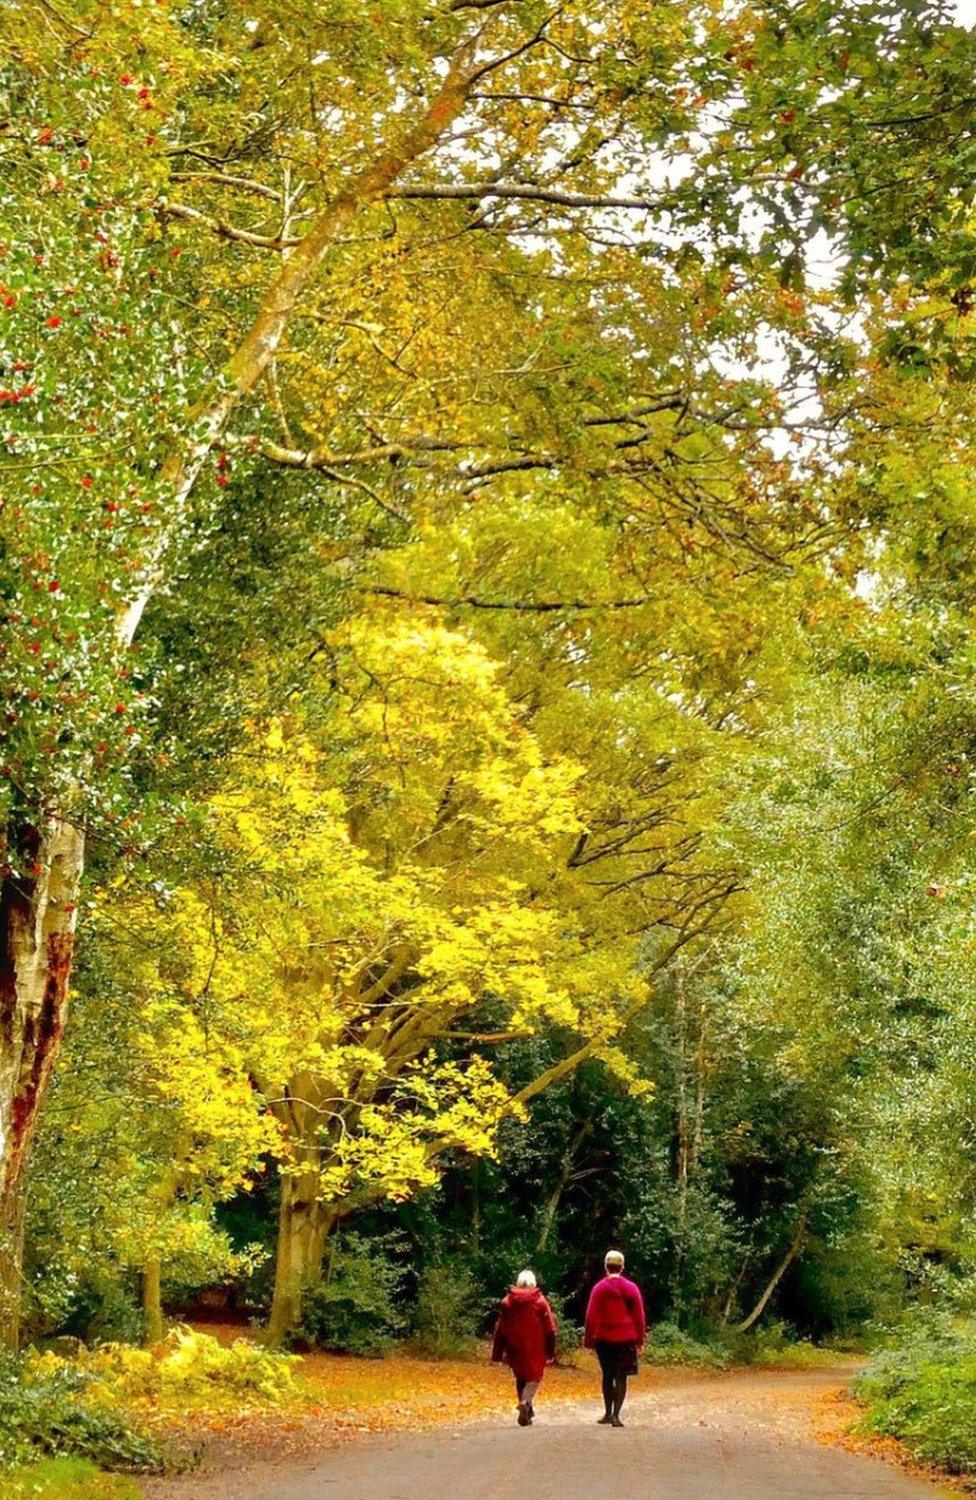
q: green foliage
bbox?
[542,1290,583,1366]
[644,1322,732,1370]
[297,1236,408,1358]
[0,1352,164,1474]
[410,1259,487,1361]
[3,1458,140,1500]
[645,1319,843,1371]
[740,1322,845,1370]
[28,1264,144,1350]
[855,1319,976,1475]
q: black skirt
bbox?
[594,1339,639,1377]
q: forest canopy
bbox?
[3,0,976,1393]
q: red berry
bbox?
[46,314,61,328]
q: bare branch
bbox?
[388,182,664,211]
[170,171,282,202]
[363,586,651,612]
[159,199,299,250]
[467,6,563,85]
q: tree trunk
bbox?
[721,1252,751,1326]
[143,1255,164,1345]
[0,814,84,1348]
[735,1218,806,1334]
[672,967,689,1324]
[266,1167,336,1348]
[536,1119,591,1254]
[0,1185,26,1351]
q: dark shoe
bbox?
[611,1416,624,1428]
[597,1413,612,1425]
[517,1402,531,1426]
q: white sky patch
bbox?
[951,0,976,27]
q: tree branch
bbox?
[363,586,652,612]
[388,182,665,211]
[158,200,300,250]
[169,171,282,202]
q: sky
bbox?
[952,0,976,26]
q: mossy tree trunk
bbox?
[266,1165,336,1348]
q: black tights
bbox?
[601,1370,627,1418]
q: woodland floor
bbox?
[142,1349,960,1500]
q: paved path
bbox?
[148,1368,951,1500]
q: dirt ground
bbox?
[144,1360,957,1500]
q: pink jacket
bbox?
[584,1274,646,1346]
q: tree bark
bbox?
[0,814,84,1347]
[143,1254,165,1345]
[0,1183,26,1351]
[266,1166,336,1348]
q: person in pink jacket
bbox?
[583,1248,646,1426]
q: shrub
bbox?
[0,1353,164,1474]
[411,1259,486,1359]
[35,1327,299,1407]
[298,1233,407,1357]
[745,1337,840,1369]
[854,1317,976,1475]
[644,1321,731,1369]
[542,1289,583,1366]
[32,1272,144,1348]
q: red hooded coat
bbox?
[491,1286,558,1382]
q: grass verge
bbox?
[2,1456,141,1498]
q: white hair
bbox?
[516,1269,537,1288]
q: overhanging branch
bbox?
[388,182,665,211]
[363,586,652,612]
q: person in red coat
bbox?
[491,1269,558,1426]
[584,1248,646,1427]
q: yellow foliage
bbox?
[106,605,652,1221]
